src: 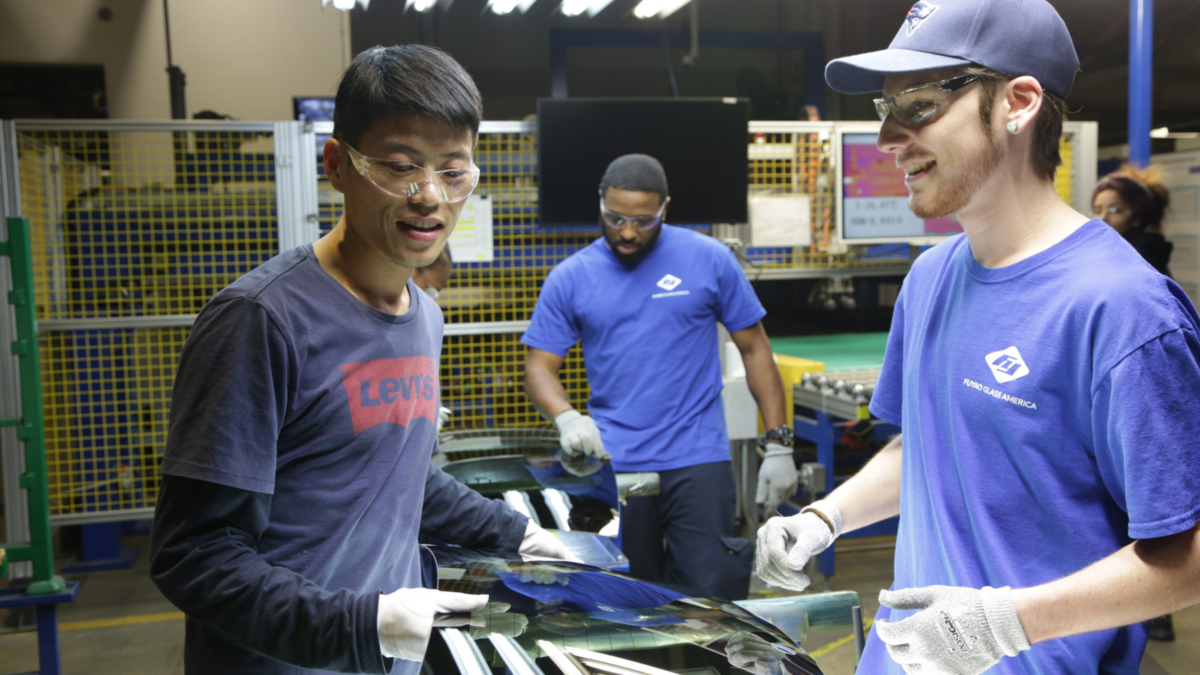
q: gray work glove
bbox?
[876,585,1031,675]
[466,602,530,640]
[725,631,788,675]
[377,588,488,661]
[755,499,842,590]
[755,443,799,516]
[554,410,611,477]
[518,520,584,563]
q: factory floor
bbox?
[0,534,1197,674]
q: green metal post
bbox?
[2,216,64,595]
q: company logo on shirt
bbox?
[656,274,682,291]
[985,346,1030,384]
[339,356,438,435]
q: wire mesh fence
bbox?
[3,119,1096,521]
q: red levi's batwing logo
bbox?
[339,356,439,435]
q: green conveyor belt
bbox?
[769,332,890,371]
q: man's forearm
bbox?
[523,356,573,420]
[826,434,903,533]
[150,475,385,673]
[732,323,787,430]
[1012,521,1200,644]
[741,345,787,430]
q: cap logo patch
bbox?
[905,1,939,36]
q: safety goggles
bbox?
[873,74,980,128]
[345,144,480,203]
[600,198,667,232]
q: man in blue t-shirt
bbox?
[522,154,796,601]
[752,2,1200,675]
[149,45,572,675]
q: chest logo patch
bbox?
[985,346,1030,384]
[340,356,438,435]
[656,274,682,291]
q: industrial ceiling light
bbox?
[632,0,691,19]
[560,0,615,17]
[404,0,437,11]
[488,0,536,13]
[322,0,369,9]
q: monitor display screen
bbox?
[537,98,750,226]
[840,132,963,243]
[294,96,336,123]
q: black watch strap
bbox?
[762,424,794,447]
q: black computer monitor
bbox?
[536,98,750,226]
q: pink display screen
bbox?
[842,133,963,240]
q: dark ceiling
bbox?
[349,0,1200,147]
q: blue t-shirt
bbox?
[521,225,766,472]
[864,220,1200,675]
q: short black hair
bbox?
[333,45,482,148]
[599,154,669,204]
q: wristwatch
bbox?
[761,424,794,448]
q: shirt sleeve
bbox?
[520,266,580,357]
[160,295,293,493]
[420,463,528,549]
[1092,326,1200,540]
[714,244,766,333]
[149,474,388,674]
[869,283,906,427]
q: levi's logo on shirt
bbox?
[339,356,438,435]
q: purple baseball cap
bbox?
[825,0,1079,98]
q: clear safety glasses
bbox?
[345,144,480,203]
[873,74,980,128]
[600,198,667,232]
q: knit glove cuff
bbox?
[980,586,1031,657]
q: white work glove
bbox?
[466,602,530,640]
[518,521,583,563]
[755,499,842,591]
[553,410,611,477]
[755,443,799,516]
[436,406,452,433]
[876,585,1030,675]
[377,588,488,661]
[725,631,788,675]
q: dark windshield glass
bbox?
[424,547,823,675]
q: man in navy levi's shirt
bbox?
[149,45,572,675]
[522,154,794,601]
[752,2,1200,675]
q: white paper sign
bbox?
[749,195,812,247]
[449,195,494,262]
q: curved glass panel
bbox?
[422,547,824,675]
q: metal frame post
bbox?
[1,217,65,595]
[1129,0,1153,167]
[1,121,34,582]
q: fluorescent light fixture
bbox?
[322,0,369,9]
[488,0,537,13]
[1150,126,1170,138]
[633,0,691,19]
[404,0,437,10]
[561,0,615,16]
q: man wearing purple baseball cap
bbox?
[753,1,1200,674]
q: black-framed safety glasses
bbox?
[873,74,981,128]
[345,144,480,203]
[600,197,668,232]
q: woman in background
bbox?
[1092,164,1173,277]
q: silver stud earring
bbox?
[1007,120,1020,134]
